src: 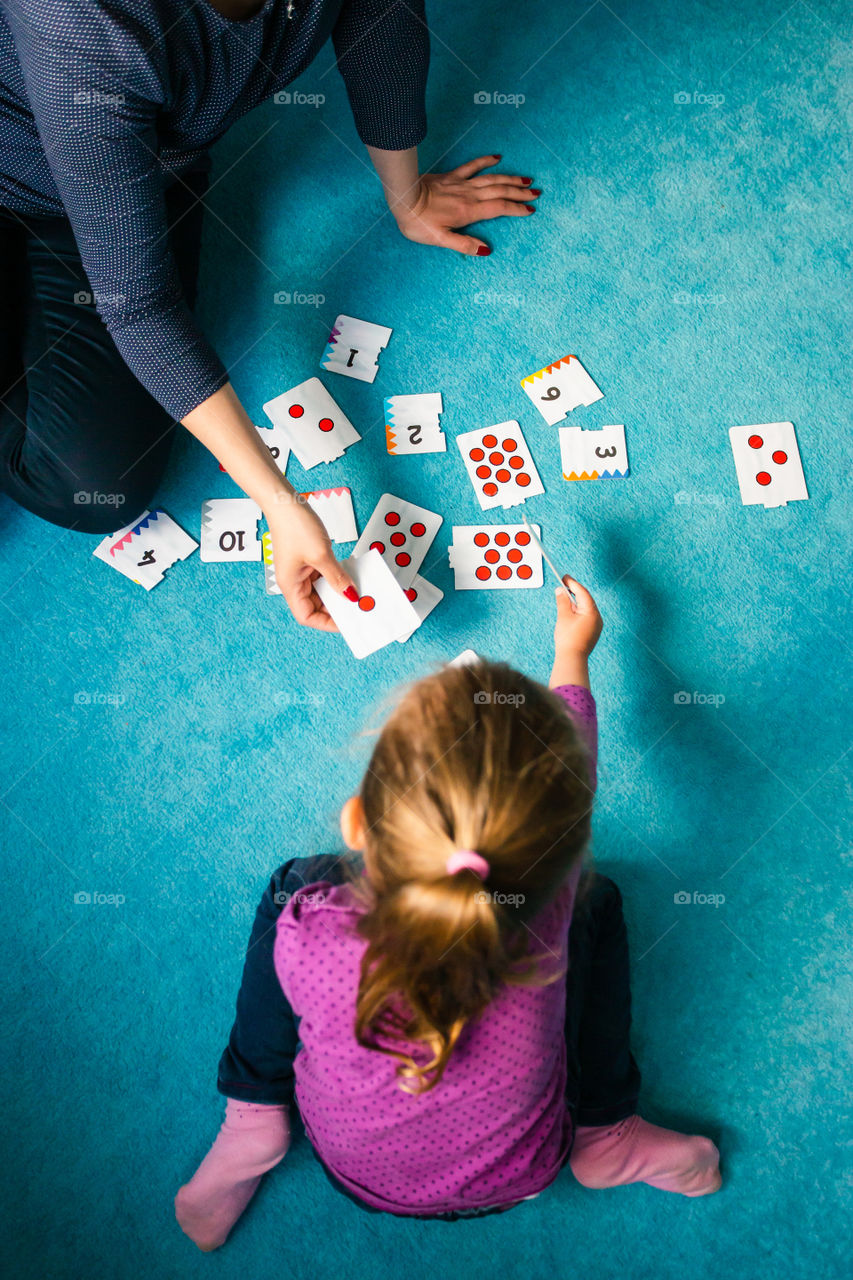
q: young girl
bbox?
[176,576,721,1248]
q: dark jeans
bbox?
[0,173,208,534]
[217,856,641,1220]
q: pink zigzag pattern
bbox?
[109,510,159,558]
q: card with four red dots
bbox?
[448,524,544,590]
[456,422,544,510]
[728,423,808,508]
[262,377,360,469]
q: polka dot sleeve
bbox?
[332,0,429,150]
[552,684,598,791]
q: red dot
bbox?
[405,587,417,602]
[474,532,489,547]
[507,548,522,563]
[485,549,500,563]
[515,531,531,545]
[497,565,512,580]
[318,417,334,432]
[756,472,771,486]
[495,532,510,547]
[517,564,533,580]
[496,468,511,483]
[410,521,426,537]
[502,438,518,452]
[509,455,524,470]
[358,596,375,611]
[475,565,491,581]
[288,404,304,418]
[385,511,400,526]
[475,464,492,480]
[748,435,763,449]
[395,551,411,567]
[772,450,787,465]
[369,540,385,554]
[516,472,531,487]
[483,482,498,496]
[390,532,405,546]
[469,447,485,462]
[483,433,498,448]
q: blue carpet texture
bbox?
[1,2,850,1277]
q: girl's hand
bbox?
[550,576,603,691]
[265,495,356,631]
[392,155,539,255]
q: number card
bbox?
[385,393,446,454]
[200,498,262,562]
[559,425,629,480]
[93,509,197,590]
[297,487,358,543]
[521,354,603,425]
[321,315,392,383]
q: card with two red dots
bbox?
[262,377,360,469]
[456,422,544,510]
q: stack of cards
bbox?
[449,524,544,591]
[728,423,808,508]
[261,530,280,595]
[560,424,629,480]
[321,315,392,383]
[315,549,419,659]
[200,498,262,562]
[263,377,360,469]
[521,354,603,425]
[93,509,197,590]
[385,393,446,454]
[397,575,444,643]
[456,422,544,509]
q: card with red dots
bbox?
[520,354,603,426]
[314,549,420,659]
[352,493,442,589]
[396,574,444,643]
[729,423,807,508]
[448,524,544,590]
[200,498,262,563]
[262,377,360,469]
[385,393,446,454]
[321,315,392,384]
[456,422,544,510]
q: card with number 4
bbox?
[385,393,446,454]
[521,354,603,425]
[728,423,808,508]
[263,377,360,469]
[321,315,392,383]
[353,493,442,589]
[93,509,197,590]
[449,524,543,590]
[456,421,544,510]
[200,498,262,562]
[315,549,419,659]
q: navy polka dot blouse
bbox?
[0,1,429,420]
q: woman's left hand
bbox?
[392,155,539,255]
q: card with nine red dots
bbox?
[456,421,544,510]
[448,524,544,590]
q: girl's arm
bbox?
[549,577,603,692]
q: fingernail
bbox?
[476,245,492,256]
[493,154,502,160]
[529,188,542,197]
[525,204,536,213]
[343,586,359,602]
[521,177,533,185]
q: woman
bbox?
[0,0,538,626]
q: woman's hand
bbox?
[265,494,357,632]
[549,576,603,691]
[391,155,540,255]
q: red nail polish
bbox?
[493,154,502,160]
[476,245,492,256]
[525,204,536,212]
[529,188,542,197]
[521,177,533,185]
[343,586,359,602]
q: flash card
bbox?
[456,421,544,510]
[321,315,392,383]
[263,377,360,469]
[297,486,357,543]
[255,421,291,474]
[93,509,197,590]
[385,393,446,454]
[261,530,280,595]
[397,574,444,643]
[559,424,629,480]
[449,649,481,667]
[521,355,603,425]
[315,549,419,659]
[353,493,442,589]
[449,524,544,591]
[200,498,262,562]
[728,423,808,508]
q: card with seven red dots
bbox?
[448,524,544,590]
[396,574,444,643]
[321,315,392,384]
[353,493,442,589]
[456,422,544,510]
[728,423,808,508]
[262,377,360,469]
[520,354,604,426]
[315,549,420,659]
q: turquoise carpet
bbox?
[1,1,850,1276]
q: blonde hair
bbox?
[352,660,593,1093]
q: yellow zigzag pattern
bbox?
[521,354,576,387]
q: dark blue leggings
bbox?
[0,173,207,534]
[217,855,642,1219]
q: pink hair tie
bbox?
[445,849,489,880]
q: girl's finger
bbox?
[563,576,598,614]
[468,173,532,188]
[450,154,501,180]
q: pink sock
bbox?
[175,1099,291,1251]
[570,1115,721,1197]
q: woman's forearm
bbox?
[366,144,420,216]
[181,383,292,514]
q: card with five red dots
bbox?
[728,423,808,508]
[262,377,360,469]
[352,493,442,589]
[456,422,544,510]
[448,524,544,590]
[314,549,420,659]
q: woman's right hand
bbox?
[265,494,357,631]
[550,576,603,690]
